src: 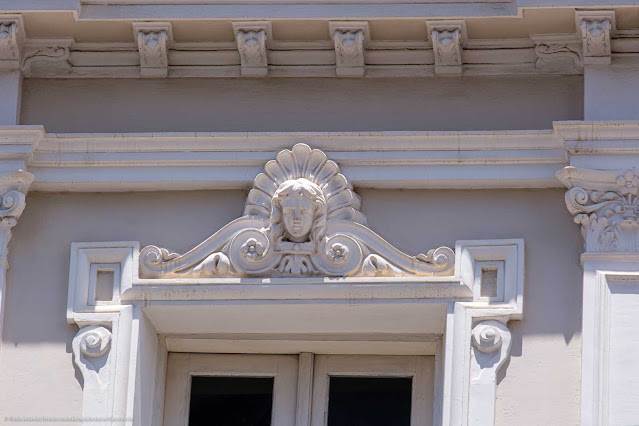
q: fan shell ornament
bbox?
[140,144,455,278]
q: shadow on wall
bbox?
[21,77,584,133]
[2,188,582,354]
[359,188,584,356]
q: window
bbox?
[164,353,434,426]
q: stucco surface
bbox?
[20,77,583,133]
[0,189,582,425]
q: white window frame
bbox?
[66,239,524,426]
[163,353,299,426]
[310,354,434,426]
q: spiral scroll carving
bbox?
[139,144,455,278]
[562,169,639,253]
[77,326,112,358]
[471,322,504,354]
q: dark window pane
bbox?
[328,377,412,426]
[189,376,273,426]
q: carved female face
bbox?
[271,178,326,244]
[280,195,314,242]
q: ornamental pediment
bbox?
[140,143,454,278]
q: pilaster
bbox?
[558,166,639,425]
[0,169,34,344]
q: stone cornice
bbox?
[0,121,634,191]
[6,9,639,78]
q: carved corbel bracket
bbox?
[532,34,583,74]
[468,321,512,425]
[0,169,33,349]
[557,166,639,253]
[576,10,615,65]
[329,21,369,77]
[0,170,34,264]
[67,242,140,426]
[0,15,25,71]
[427,21,466,76]
[232,21,270,77]
[133,22,172,78]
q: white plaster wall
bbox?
[584,67,639,120]
[0,189,582,425]
[20,77,583,132]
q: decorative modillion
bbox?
[427,21,465,76]
[0,15,24,70]
[133,22,172,78]
[329,21,368,77]
[233,21,270,77]
[140,143,454,278]
[576,10,615,65]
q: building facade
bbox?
[0,1,638,425]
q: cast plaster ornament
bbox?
[140,143,454,278]
[133,22,172,78]
[580,18,611,57]
[72,325,113,387]
[333,30,364,66]
[427,21,465,76]
[558,167,639,253]
[137,31,168,68]
[533,41,582,74]
[236,30,267,67]
[432,28,462,67]
[21,45,71,76]
[330,22,368,77]
[0,22,18,61]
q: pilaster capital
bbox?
[557,166,639,253]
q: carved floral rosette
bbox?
[140,144,454,278]
[558,167,639,253]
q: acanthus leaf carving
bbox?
[233,22,270,77]
[558,167,639,253]
[140,143,454,279]
[133,22,171,78]
[0,16,24,69]
[427,21,465,76]
[576,11,615,65]
[329,21,368,77]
